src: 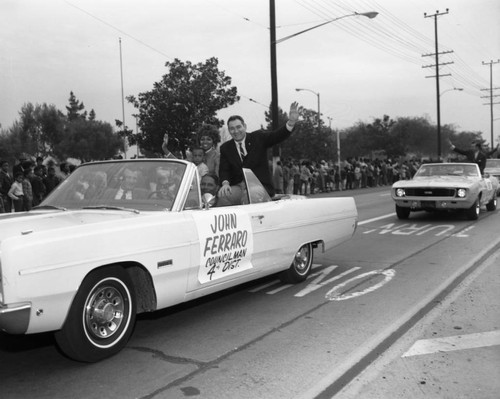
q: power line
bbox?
[64,1,174,60]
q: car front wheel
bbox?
[280,243,313,283]
[55,266,136,362]
[395,205,410,219]
[486,196,497,211]
[466,199,480,220]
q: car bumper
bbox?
[393,198,473,210]
[0,302,31,334]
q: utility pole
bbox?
[269,0,280,167]
[119,37,128,158]
[423,9,453,160]
[481,59,500,147]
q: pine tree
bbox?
[66,91,86,121]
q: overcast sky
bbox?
[2,0,499,156]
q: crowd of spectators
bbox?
[273,157,422,195]
[0,156,74,213]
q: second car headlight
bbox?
[395,188,406,197]
[456,188,467,198]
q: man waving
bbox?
[218,102,299,205]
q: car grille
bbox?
[403,188,456,197]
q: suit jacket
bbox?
[102,187,149,201]
[219,125,292,197]
[452,148,487,174]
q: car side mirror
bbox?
[202,193,216,209]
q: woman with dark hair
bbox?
[196,124,221,176]
[162,124,221,176]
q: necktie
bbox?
[121,190,130,200]
[238,142,246,161]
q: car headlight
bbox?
[395,188,406,197]
[456,188,467,198]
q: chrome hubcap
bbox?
[294,246,310,273]
[85,286,125,339]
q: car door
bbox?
[186,205,259,294]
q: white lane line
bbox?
[267,284,294,294]
[248,264,322,293]
[248,280,280,293]
[402,330,500,357]
[358,213,395,226]
[309,265,338,285]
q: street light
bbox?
[296,88,320,127]
[269,3,378,161]
[440,87,463,97]
[275,12,379,44]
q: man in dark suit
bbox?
[218,102,299,204]
[449,139,494,175]
[103,167,148,200]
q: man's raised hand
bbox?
[288,101,299,125]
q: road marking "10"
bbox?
[325,269,395,301]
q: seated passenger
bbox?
[200,173,220,208]
[85,171,107,199]
[150,167,179,200]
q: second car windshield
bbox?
[415,164,479,178]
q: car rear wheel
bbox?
[466,199,480,220]
[395,205,410,219]
[55,266,136,362]
[280,243,313,283]
[486,197,497,211]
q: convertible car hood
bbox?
[0,210,141,243]
[394,176,477,188]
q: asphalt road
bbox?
[1,186,498,399]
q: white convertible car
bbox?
[392,162,498,220]
[0,159,358,362]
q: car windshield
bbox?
[486,159,500,169]
[39,160,187,211]
[415,164,479,178]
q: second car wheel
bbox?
[280,243,313,283]
[466,199,480,220]
[55,266,137,362]
[486,197,497,211]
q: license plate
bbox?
[421,200,436,208]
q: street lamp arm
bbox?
[296,88,318,96]
[275,11,378,44]
[439,87,463,97]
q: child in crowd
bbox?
[192,147,209,177]
[8,172,24,212]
